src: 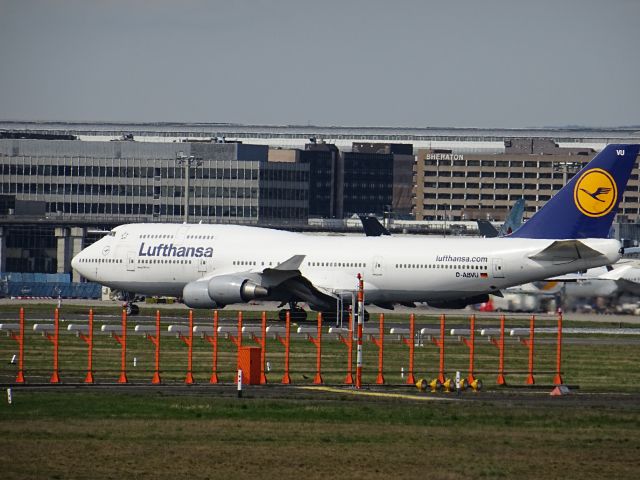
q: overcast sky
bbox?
[0,0,638,128]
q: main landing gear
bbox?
[278,302,308,322]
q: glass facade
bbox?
[341,152,394,216]
[300,147,337,218]
[0,139,308,225]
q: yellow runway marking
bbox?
[298,385,457,401]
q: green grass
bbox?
[1,391,639,479]
[0,391,638,429]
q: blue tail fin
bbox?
[510,144,639,239]
[498,197,525,236]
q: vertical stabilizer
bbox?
[510,145,639,239]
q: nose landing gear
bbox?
[123,302,140,316]
[119,292,141,316]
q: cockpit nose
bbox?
[71,252,82,274]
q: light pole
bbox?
[176,152,202,223]
[383,204,391,230]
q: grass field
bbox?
[1,304,640,478]
[1,389,639,479]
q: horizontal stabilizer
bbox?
[528,240,605,263]
[597,264,633,280]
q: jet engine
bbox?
[182,274,269,309]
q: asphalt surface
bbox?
[2,298,640,324]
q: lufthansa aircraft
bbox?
[72,145,639,319]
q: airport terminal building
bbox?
[0,139,309,224]
[414,138,640,222]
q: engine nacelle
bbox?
[182,274,269,309]
[208,274,269,305]
[182,280,221,309]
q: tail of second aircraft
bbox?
[499,197,525,236]
[510,144,640,239]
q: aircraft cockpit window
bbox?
[109,231,116,237]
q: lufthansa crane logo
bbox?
[573,168,617,217]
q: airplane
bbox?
[551,259,640,298]
[477,198,525,238]
[600,261,640,296]
[360,215,391,236]
[361,198,523,238]
[71,144,640,319]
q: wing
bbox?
[185,254,338,311]
[261,255,337,310]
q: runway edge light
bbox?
[469,378,483,392]
[429,378,442,392]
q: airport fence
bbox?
[0,307,589,392]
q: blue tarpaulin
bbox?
[1,272,100,299]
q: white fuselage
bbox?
[72,223,622,306]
